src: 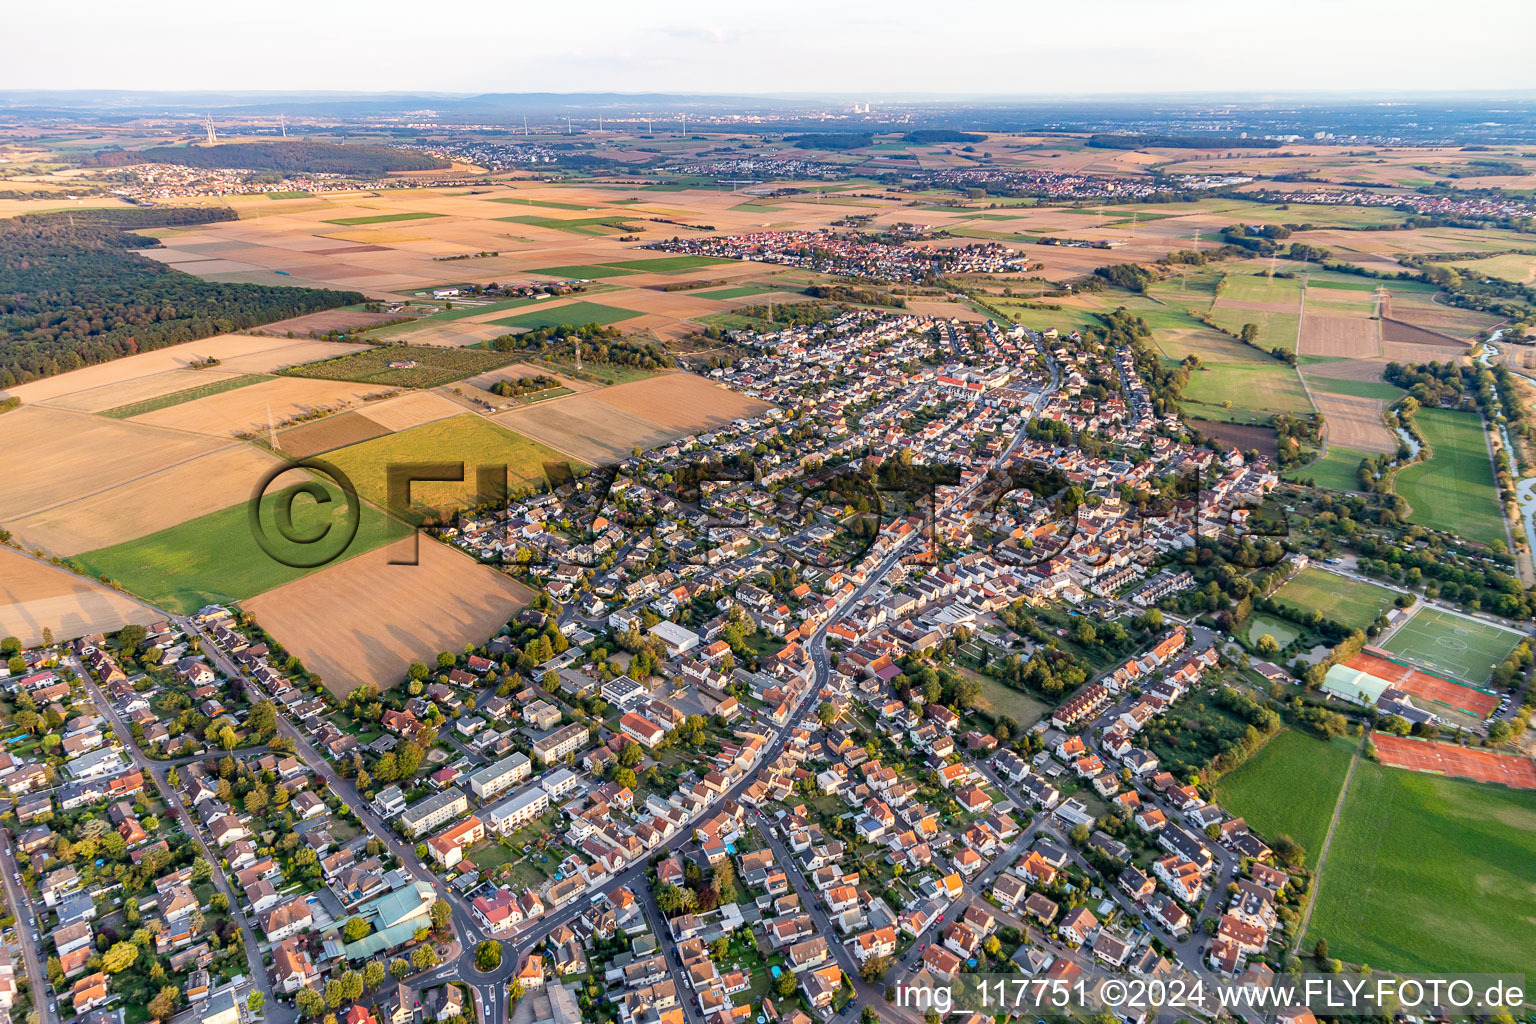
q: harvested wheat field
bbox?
[0,547,161,647]
[1312,392,1397,453]
[354,390,464,432]
[253,309,408,336]
[1299,312,1380,358]
[494,373,771,463]
[1383,341,1470,364]
[36,368,246,414]
[590,373,772,433]
[272,411,390,460]
[6,443,284,555]
[494,401,675,464]
[0,407,224,523]
[131,377,396,437]
[242,536,534,694]
[1,335,366,405]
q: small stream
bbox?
[1478,331,1536,555]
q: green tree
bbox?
[362,961,386,991]
[343,916,371,941]
[297,989,326,1020]
[101,941,139,973]
[248,992,266,1016]
[475,941,503,971]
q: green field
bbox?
[73,473,394,613]
[1444,251,1536,284]
[1218,273,1304,306]
[323,212,445,226]
[694,284,784,300]
[527,265,637,280]
[101,374,269,419]
[487,198,598,210]
[1273,567,1397,630]
[279,345,518,388]
[963,667,1051,728]
[1306,759,1536,974]
[1206,307,1302,354]
[1393,407,1505,547]
[1285,445,1374,491]
[1214,730,1353,865]
[265,191,313,200]
[601,255,736,273]
[1306,377,1405,401]
[323,414,577,522]
[494,215,635,236]
[491,301,639,331]
[1378,605,1524,686]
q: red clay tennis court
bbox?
[1348,650,1499,718]
[1374,733,1536,790]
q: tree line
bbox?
[0,208,361,386]
[85,141,448,174]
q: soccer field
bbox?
[1379,606,1524,686]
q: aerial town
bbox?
[2,47,1536,1024]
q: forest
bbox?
[84,141,449,174]
[0,208,361,386]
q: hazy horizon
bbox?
[10,0,1535,97]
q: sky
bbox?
[9,0,1536,97]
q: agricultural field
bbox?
[1393,407,1505,547]
[0,546,161,647]
[130,377,396,437]
[323,211,445,226]
[1308,390,1396,453]
[242,536,534,695]
[270,411,390,459]
[279,344,519,388]
[322,414,574,522]
[1272,567,1397,630]
[1214,730,1353,866]
[0,407,278,551]
[601,255,735,273]
[527,265,637,280]
[495,373,770,464]
[490,301,640,330]
[1285,445,1375,491]
[1306,759,1536,975]
[1443,251,1536,284]
[100,374,270,418]
[1379,606,1525,686]
[71,469,396,613]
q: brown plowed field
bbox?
[1381,318,1466,348]
[242,536,534,694]
[272,411,391,459]
[1298,312,1379,358]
